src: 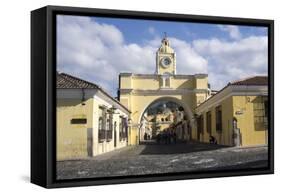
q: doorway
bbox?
[114,121,117,147]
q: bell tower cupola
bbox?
[156,33,176,75]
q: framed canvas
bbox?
[31,5,274,188]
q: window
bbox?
[119,117,123,140]
[70,118,87,124]
[119,117,128,140]
[197,115,204,134]
[160,74,171,88]
[105,118,113,141]
[264,100,268,117]
[98,117,105,141]
[165,77,170,87]
[253,97,268,130]
[215,106,222,132]
[264,100,268,129]
[98,117,103,130]
[106,119,110,130]
[206,111,212,134]
[98,107,106,142]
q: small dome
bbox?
[163,107,172,115]
[161,37,170,46]
[158,36,174,53]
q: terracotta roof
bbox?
[230,76,268,86]
[196,75,268,109]
[57,72,131,113]
[57,72,100,89]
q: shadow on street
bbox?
[140,141,228,155]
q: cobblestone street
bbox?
[57,142,268,180]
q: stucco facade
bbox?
[56,38,268,162]
[195,82,268,147]
[56,73,130,161]
[119,37,210,145]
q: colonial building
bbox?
[57,37,268,161]
[195,76,268,146]
[57,72,130,160]
[119,36,211,145]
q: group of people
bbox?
[156,130,177,144]
[143,132,151,140]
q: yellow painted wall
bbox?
[120,76,132,89]
[57,94,130,161]
[195,77,208,89]
[120,75,202,91]
[57,98,93,160]
[119,71,209,145]
[233,96,268,146]
[196,96,234,145]
[172,78,194,89]
[196,95,267,147]
[132,77,160,90]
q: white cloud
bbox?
[193,36,268,89]
[169,38,208,74]
[57,15,207,95]
[148,26,156,35]
[218,25,242,40]
[57,15,268,94]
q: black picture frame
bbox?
[31,5,274,188]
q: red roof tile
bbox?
[230,76,268,86]
[57,72,100,89]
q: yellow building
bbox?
[119,36,211,145]
[140,110,175,141]
[57,37,268,161]
[57,73,130,160]
[195,76,268,147]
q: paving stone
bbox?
[56,142,268,180]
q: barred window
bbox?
[197,115,204,134]
[253,98,268,130]
[98,117,103,130]
[119,117,128,140]
[206,111,212,134]
[106,119,110,130]
[215,106,222,132]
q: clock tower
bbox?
[156,35,176,75]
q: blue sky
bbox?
[93,17,267,44]
[57,15,268,96]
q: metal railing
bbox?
[98,129,113,142]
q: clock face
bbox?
[161,57,171,68]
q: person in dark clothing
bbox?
[167,130,171,144]
[156,133,161,144]
[144,132,147,140]
[209,136,217,144]
[163,130,168,144]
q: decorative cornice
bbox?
[194,74,208,78]
[57,88,131,114]
[119,72,133,77]
[195,85,268,114]
[119,88,209,95]
[119,73,207,80]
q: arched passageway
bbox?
[138,97,193,144]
